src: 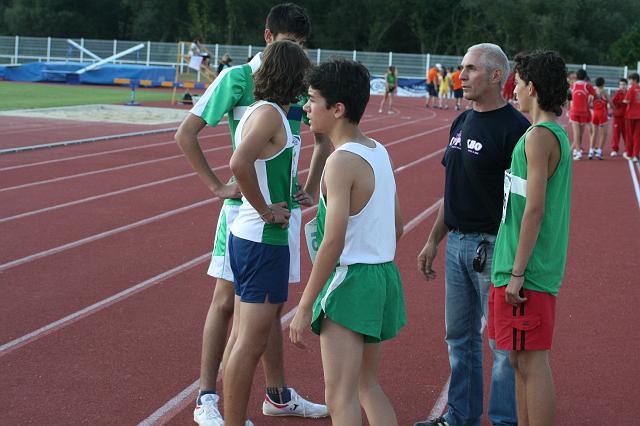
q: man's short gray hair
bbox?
[467,43,510,88]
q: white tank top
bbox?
[320,141,397,265]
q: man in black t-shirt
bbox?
[416,44,530,426]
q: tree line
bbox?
[2,0,639,67]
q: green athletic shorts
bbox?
[311,262,406,343]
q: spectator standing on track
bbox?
[379,65,398,114]
[290,58,406,426]
[451,66,464,111]
[438,67,451,109]
[588,77,608,160]
[610,78,627,157]
[415,43,529,426]
[623,72,640,162]
[489,50,572,426]
[224,40,312,426]
[569,69,597,161]
[426,63,441,108]
[175,3,331,426]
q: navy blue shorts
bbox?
[228,233,289,304]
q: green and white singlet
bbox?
[310,141,406,342]
[492,122,572,296]
[190,53,304,282]
[229,100,299,246]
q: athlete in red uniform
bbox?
[588,77,608,160]
[610,78,627,156]
[623,73,640,162]
[569,69,597,160]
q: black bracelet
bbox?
[511,272,525,278]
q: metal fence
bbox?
[1,35,638,86]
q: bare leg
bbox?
[598,124,608,150]
[512,351,555,426]
[589,123,597,152]
[223,299,281,426]
[200,279,235,390]
[220,295,242,374]
[379,92,388,113]
[359,342,398,426]
[388,92,394,113]
[320,318,364,426]
[261,304,286,387]
[510,353,529,426]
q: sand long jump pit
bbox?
[0,104,190,125]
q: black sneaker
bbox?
[414,416,450,426]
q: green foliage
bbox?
[1,0,639,64]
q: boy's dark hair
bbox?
[595,77,605,87]
[576,68,587,80]
[620,78,628,84]
[514,51,568,117]
[629,73,640,82]
[266,3,310,40]
[254,40,311,106]
[305,58,370,124]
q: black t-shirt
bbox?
[442,104,530,234]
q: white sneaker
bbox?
[588,148,594,160]
[611,151,618,157]
[194,394,224,426]
[262,388,329,418]
[596,148,603,160]
[623,152,631,160]
[633,157,639,163]
[573,150,582,161]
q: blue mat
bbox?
[0,62,176,86]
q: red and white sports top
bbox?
[570,81,596,115]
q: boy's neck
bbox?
[328,120,370,149]
[530,107,557,126]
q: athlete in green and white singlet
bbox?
[310,141,406,343]
[190,52,305,281]
[230,100,299,245]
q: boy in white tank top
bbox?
[290,59,406,425]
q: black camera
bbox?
[472,240,489,273]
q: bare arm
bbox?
[295,133,332,206]
[175,113,241,199]
[505,127,554,305]
[417,199,447,280]
[289,154,353,348]
[229,106,290,225]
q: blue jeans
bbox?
[443,231,517,426]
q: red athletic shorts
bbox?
[488,285,556,351]
[570,111,591,123]
[592,109,608,126]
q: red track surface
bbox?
[1,96,638,425]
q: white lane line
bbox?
[0,120,448,270]
[629,160,640,209]
[136,199,443,426]
[1,116,440,221]
[0,113,403,192]
[0,254,211,355]
[0,129,231,172]
[0,127,182,155]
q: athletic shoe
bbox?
[194,394,224,426]
[596,148,603,160]
[414,416,450,426]
[623,152,631,160]
[633,157,639,163]
[573,150,582,161]
[610,151,618,157]
[588,148,594,160]
[262,388,329,418]
[378,108,383,113]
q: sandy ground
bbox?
[0,104,190,125]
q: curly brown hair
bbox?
[253,40,311,106]
[514,51,568,117]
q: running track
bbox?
[1,96,638,425]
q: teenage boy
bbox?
[290,58,406,426]
[610,78,627,156]
[623,72,640,162]
[489,50,572,426]
[175,3,329,425]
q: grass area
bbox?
[0,81,174,111]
